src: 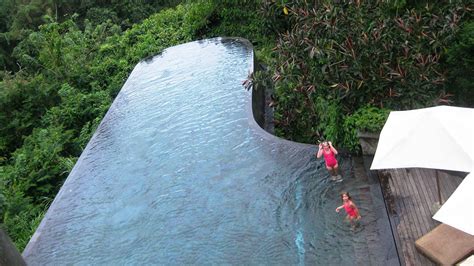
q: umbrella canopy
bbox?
[433,172,474,235]
[370,105,474,235]
[370,106,474,172]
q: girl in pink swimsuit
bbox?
[336,192,361,227]
[316,141,341,180]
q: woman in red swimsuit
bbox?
[316,141,341,180]
[335,192,361,227]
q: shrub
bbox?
[444,21,474,107]
[342,106,390,152]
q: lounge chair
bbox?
[415,224,474,265]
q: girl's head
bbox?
[321,141,330,150]
[340,192,351,201]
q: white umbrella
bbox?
[371,106,473,172]
[433,172,474,235]
[370,105,474,235]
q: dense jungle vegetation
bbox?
[0,0,472,250]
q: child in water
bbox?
[316,141,342,181]
[335,192,361,228]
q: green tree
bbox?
[444,21,474,107]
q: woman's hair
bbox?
[340,191,352,200]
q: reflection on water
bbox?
[23,38,396,265]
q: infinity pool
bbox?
[23,38,397,265]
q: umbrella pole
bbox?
[436,170,442,204]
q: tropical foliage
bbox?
[0,0,218,250]
[258,0,472,146]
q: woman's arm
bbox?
[335,205,343,212]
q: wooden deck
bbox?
[379,168,465,266]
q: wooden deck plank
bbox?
[407,169,432,235]
[407,169,432,234]
[415,169,435,211]
[400,169,424,239]
[412,169,434,227]
[419,169,439,206]
[402,169,431,266]
[390,168,423,266]
[415,169,439,233]
[410,170,439,266]
[428,169,443,204]
[412,170,439,266]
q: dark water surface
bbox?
[23,38,396,265]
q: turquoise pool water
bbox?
[23,38,397,265]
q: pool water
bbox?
[23,38,397,265]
